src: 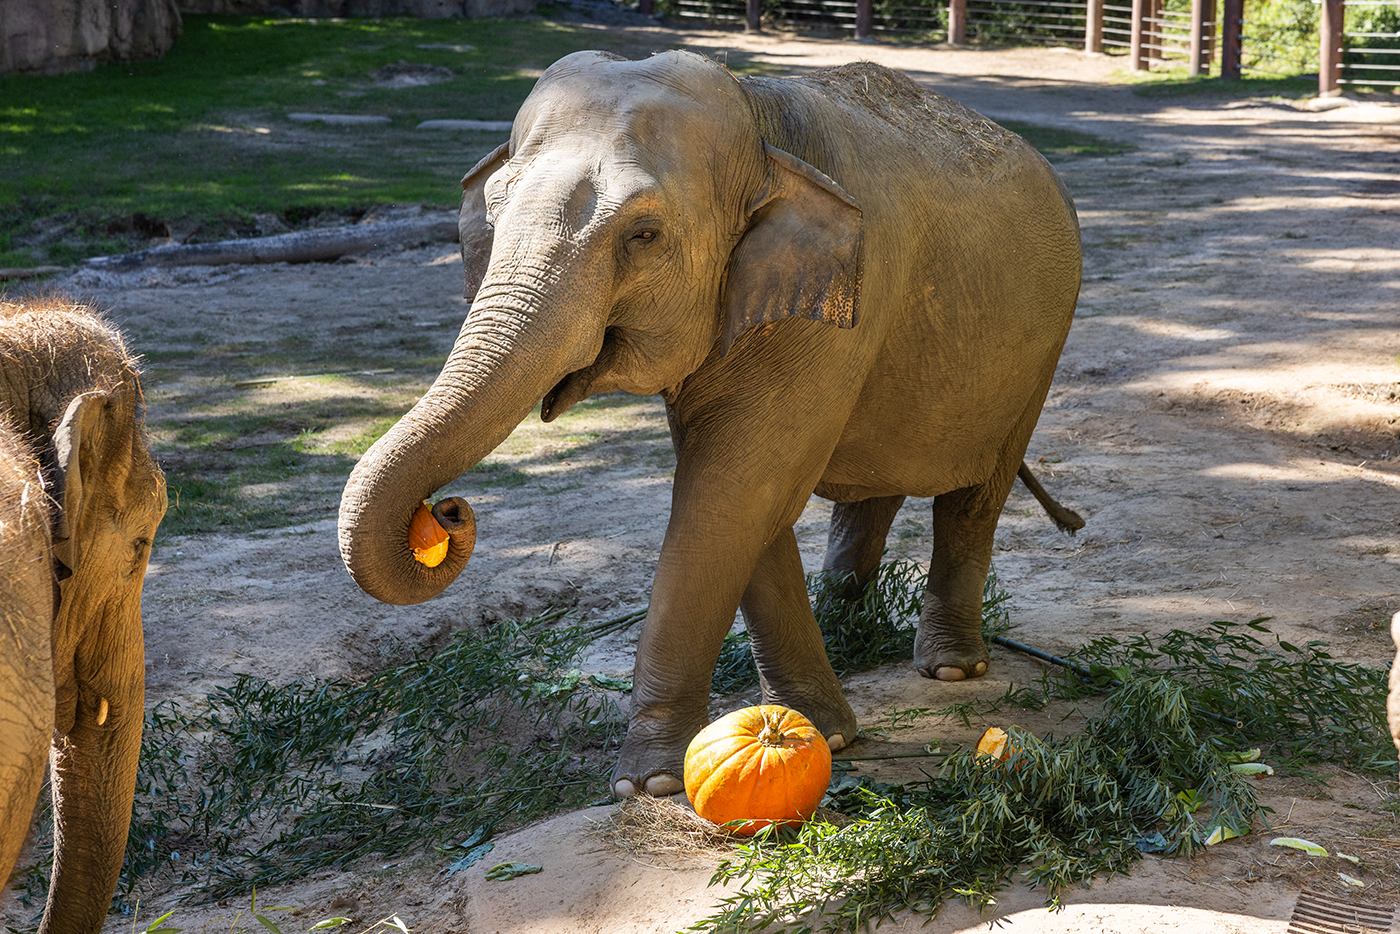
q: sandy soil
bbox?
[8,24,1400,934]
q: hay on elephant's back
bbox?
[591,795,851,861]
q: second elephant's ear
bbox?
[721,143,863,355]
[50,391,113,575]
[459,140,511,301]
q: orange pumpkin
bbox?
[684,705,831,835]
[409,501,449,568]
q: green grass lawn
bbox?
[1,15,1140,269]
[0,15,676,266]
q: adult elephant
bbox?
[339,51,1083,798]
[0,296,167,934]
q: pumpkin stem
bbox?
[758,711,786,747]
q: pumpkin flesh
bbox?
[408,502,450,568]
[976,726,1011,762]
[684,705,832,835]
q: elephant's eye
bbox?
[631,229,658,243]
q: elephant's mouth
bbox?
[541,328,625,422]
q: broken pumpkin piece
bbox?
[409,501,450,567]
[976,726,1013,762]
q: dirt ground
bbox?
[7,21,1400,934]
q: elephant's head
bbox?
[339,50,863,606]
[0,296,167,934]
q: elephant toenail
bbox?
[613,778,639,798]
[643,773,684,796]
[934,665,968,682]
[826,733,847,752]
[915,666,934,679]
[973,661,987,676]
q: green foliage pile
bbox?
[687,566,1392,933]
[1050,619,1395,772]
[691,677,1263,933]
[18,612,624,907]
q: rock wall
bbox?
[175,0,537,17]
[1,0,183,74]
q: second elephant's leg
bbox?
[913,473,1016,682]
[820,495,906,602]
[743,528,857,751]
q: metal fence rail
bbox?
[1339,0,1400,86]
[966,0,1086,44]
[672,0,745,20]
[1102,0,1133,47]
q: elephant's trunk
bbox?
[339,253,604,606]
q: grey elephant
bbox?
[0,296,167,933]
[338,51,1082,797]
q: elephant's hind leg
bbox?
[819,496,906,608]
[913,475,1016,682]
[744,529,857,751]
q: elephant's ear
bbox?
[50,391,113,575]
[721,142,863,355]
[460,140,511,301]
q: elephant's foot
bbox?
[610,707,708,798]
[913,627,990,682]
[759,679,858,752]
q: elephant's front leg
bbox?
[913,477,1015,682]
[744,528,856,751]
[611,539,751,797]
[611,466,837,797]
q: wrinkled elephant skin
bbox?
[0,420,54,900]
[0,296,167,934]
[338,52,1082,798]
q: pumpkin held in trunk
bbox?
[408,502,449,568]
[683,705,832,835]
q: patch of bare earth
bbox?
[5,29,1398,934]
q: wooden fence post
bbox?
[747,0,761,31]
[1130,0,1147,69]
[856,0,873,38]
[1085,0,1105,53]
[1219,0,1242,79]
[1189,0,1206,72]
[949,0,967,43]
[1319,0,1344,95]
[1148,0,1163,59]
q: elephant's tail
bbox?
[1017,462,1085,535]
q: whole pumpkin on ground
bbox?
[684,705,832,834]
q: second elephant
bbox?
[0,296,167,934]
[338,53,1083,798]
